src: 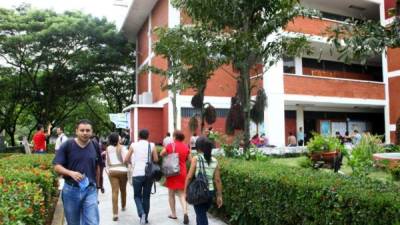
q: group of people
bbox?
[52,119,223,225]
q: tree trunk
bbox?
[239,63,251,152]
[5,127,16,146]
[199,86,206,133]
[172,79,178,130]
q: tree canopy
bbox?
[0,6,135,144]
[172,0,317,149]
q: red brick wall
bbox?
[388,48,400,72]
[138,108,164,144]
[151,0,168,43]
[181,64,238,96]
[138,20,149,66]
[151,56,168,101]
[285,17,336,36]
[138,71,148,94]
[163,103,169,138]
[385,0,396,19]
[130,110,134,142]
[285,117,296,145]
[284,75,385,99]
[302,67,375,81]
[389,76,400,124]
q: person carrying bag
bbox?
[105,133,128,221]
[184,136,223,225]
[125,129,159,225]
[160,130,191,224]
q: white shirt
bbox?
[130,140,155,177]
[190,136,198,148]
[55,133,68,151]
[163,136,173,147]
[106,145,128,172]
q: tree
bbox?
[148,25,224,130]
[0,6,135,142]
[0,67,31,145]
[172,0,316,150]
[328,1,400,63]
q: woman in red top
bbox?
[160,130,191,224]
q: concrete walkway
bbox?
[97,174,227,225]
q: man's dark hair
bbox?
[57,126,64,132]
[173,130,185,141]
[75,119,93,129]
[354,130,359,133]
[139,129,149,140]
[166,132,170,137]
[108,132,119,146]
[37,124,44,131]
[289,132,293,136]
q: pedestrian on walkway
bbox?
[160,130,191,224]
[105,132,128,221]
[185,136,223,225]
[53,119,103,225]
[55,126,68,151]
[125,129,158,225]
[32,124,51,153]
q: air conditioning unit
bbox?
[142,92,153,104]
[138,94,144,104]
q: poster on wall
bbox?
[320,120,331,136]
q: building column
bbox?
[294,57,303,75]
[296,106,304,134]
[380,2,392,144]
[263,60,286,147]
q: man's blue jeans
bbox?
[133,176,152,220]
[62,183,99,225]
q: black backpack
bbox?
[186,156,210,205]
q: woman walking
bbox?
[184,136,223,225]
[105,132,128,221]
[125,129,158,225]
[160,130,191,224]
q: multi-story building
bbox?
[121,0,399,146]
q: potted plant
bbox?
[307,133,342,163]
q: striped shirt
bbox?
[196,154,218,191]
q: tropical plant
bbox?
[347,134,385,177]
[307,133,342,154]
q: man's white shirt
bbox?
[55,133,68,151]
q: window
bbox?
[283,57,295,74]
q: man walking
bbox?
[55,126,68,151]
[53,119,102,225]
[32,124,51,153]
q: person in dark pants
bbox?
[125,129,158,225]
[53,119,103,225]
[184,136,223,225]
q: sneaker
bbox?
[140,214,146,225]
[122,207,126,211]
[183,214,189,224]
[113,215,118,221]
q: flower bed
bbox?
[0,154,58,225]
[218,158,400,225]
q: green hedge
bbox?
[0,154,58,225]
[219,159,400,225]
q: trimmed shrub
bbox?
[0,154,58,225]
[219,158,400,225]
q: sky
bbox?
[0,0,130,29]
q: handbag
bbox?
[161,143,180,177]
[145,142,162,182]
[186,155,210,205]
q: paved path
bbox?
[97,174,227,225]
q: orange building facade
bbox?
[121,0,399,146]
